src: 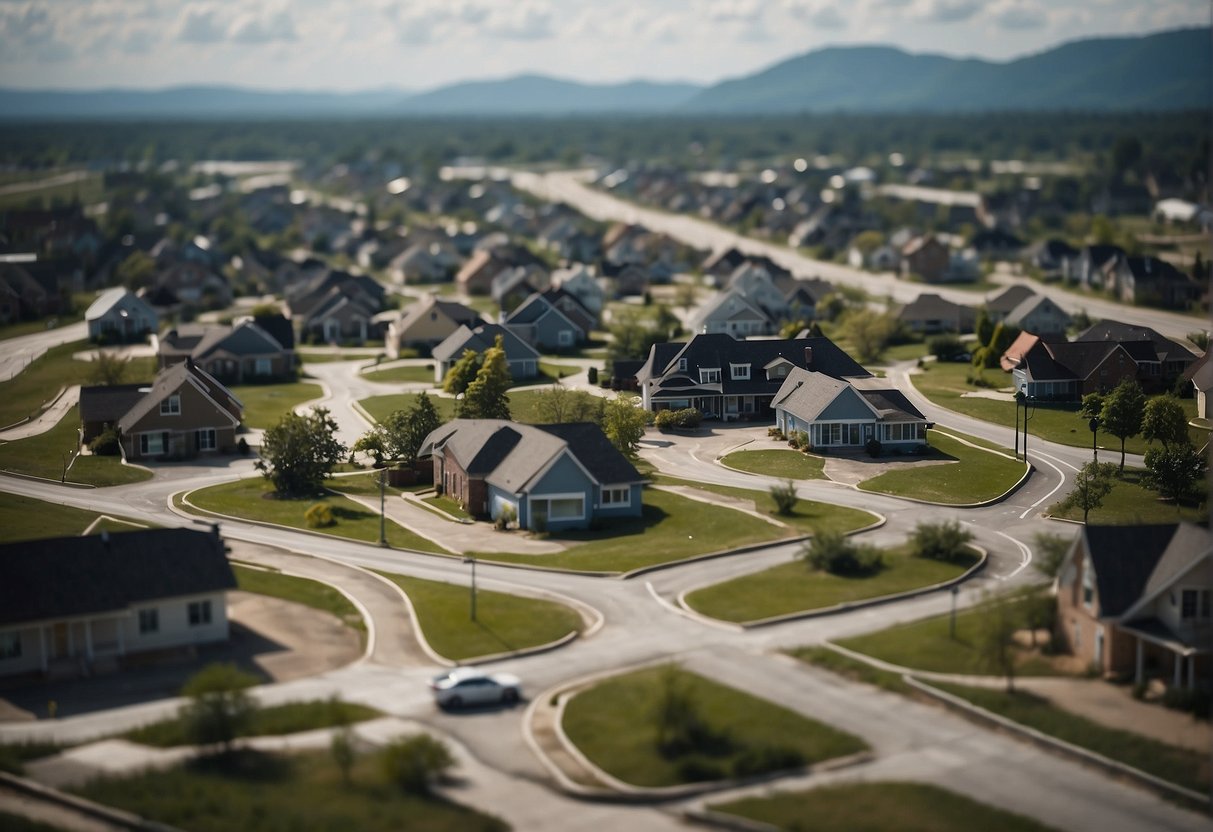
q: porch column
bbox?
[84,620,93,660]
[1174,652,1182,686]
[39,627,47,672]
[1189,655,1195,689]
[1134,638,1143,685]
[116,617,125,656]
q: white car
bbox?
[430,668,521,708]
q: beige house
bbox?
[117,361,243,460]
[386,295,483,358]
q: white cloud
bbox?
[909,0,982,24]
[176,4,226,43]
[483,2,553,40]
[230,8,298,44]
[703,0,764,23]
[988,0,1046,31]
[784,0,847,30]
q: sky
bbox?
[0,0,1207,92]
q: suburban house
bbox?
[688,289,775,336]
[385,295,484,358]
[1075,319,1199,384]
[85,288,158,343]
[286,270,385,345]
[1074,244,1126,290]
[637,333,871,420]
[104,361,244,460]
[1025,239,1079,278]
[431,323,540,384]
[0,262,61,319]
[1186,351,1213,418]
[420,419,645,531]
[153,260,232,309]
[456,250,512,295]
[702,247,748,283]
[1000,333,1154,400]
[503,291,588,351]
[1056,523,1210,689]
[554,265,605,317]
[896,293,976,334]
[773,367,930,452]
[158,320,295,383]
[1003,294,1072,336]
[901,234,951,283]
[984,285,1038,323]
[79,383,148,444]
[0,526,235,679]
[492,265,549,313]
[1109,256,1200,309]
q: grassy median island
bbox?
[0,492,150,542]
[73,748,506,832]
[229,381,324,429]
[0,405,152,487]
[719,448,825,480]
[858,430,1024,504]
[232,564,366,639]
[377,572,582,661]
[182,477,449,555]
[712,781,1058,832]
[931,683,1209,794]
[562,665,866,788]
[361,364,436,384]
[787,646,911,695]
[1048,467,1208,525]
[470,488,792,573]
[124,699,381,748]
[685,544,979,623]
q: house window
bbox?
[1181,589,1211,620]
[730,364,750,380]
[558,330,574,347]
[188,600,213,627]
[255,358,272,375]
[601,486,630,507]
[547,497,584,520]
[678,358,687,372]
[1081,556,1095,608]
[699,368,721,384]
[139,608,159,634]
[160,394,181,416]
[0,631,20,660]
[140,432,166,455]
[196,428,217,451]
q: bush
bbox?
[966,371,997,389]
[178,664,259,752]
[378,734,456,795]
[928,334,967,361]
[731,746,805,778]
[494,504,517,531]
[237,437,250,455]
[305,503,335,528]
[864,437,882,458]
[770,479,798,516]
[910,519,974,562]
[88,428,121,456]
[676,759,725,782]
[587,367,598,384]
[1162,687,1211,719]
[654,407,701,431]
[767,427,785,440]
[801,532,884,577]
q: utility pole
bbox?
[377,467,388,548]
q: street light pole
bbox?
[377,467,388,548]
[1089,417,1100,464]
[463,556,477,621]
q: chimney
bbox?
[803,347,813,367]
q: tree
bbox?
[1100,378,1145,473]
[354,392,443,467]
[601,396,647,457]
[1186,330,1210,352]
[975,307,994,347]
[1032,532,1073,580]
[532,385,603,424]
[178,663,259,753]
[1056,461,1117,523]
[256,408,347,496]
[1143,443,1206,508]
[1141,395,1188,448]
[379,734,456,795]
[977,594,1021,692]
[607,310,667,364]
[1078,391,1104,422]
[910,519,974,562]
[457,335,511,420]
[841,309,897,363]
[443,348,482,395]
[89,350,130,385]
[116,250,155,291]
[770,480,798,516]
[928,334,966,361]
[801,531,883,577]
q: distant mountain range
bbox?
[1,28,1206,119]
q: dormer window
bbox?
[678,358,687,372]
[160,394,181,416]
[700,368,721,384]
[730,363,750,380]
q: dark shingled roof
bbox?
[0,527,235,626]
[1084,524,1179,617]
[536,422,642,485]
[79,383,147,424]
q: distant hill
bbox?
[397,75,702,115]
[683,28,1211,113]
[0,28,1204,119]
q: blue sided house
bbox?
[772,367,930,452]
[420,419,646,531]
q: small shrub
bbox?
[178,664,259,753]
[676,758,725,782]
[1162,687,1211,719]
[305,503,335,528]
[793,430,808,450]
[237,437,250,456]
[966,371,996,389]
[654,409,676,430]
[767,427,785,440]
[495,504,517,531]
[587,367,599,384]
[864,437,882,458]
[910,519,974,562]
[674,407,702,429]
[928,333,966,361]
[801,532,884,577]
[731,746,805,778]
[88,428,121,456]
[770,479,798,516]
[378,734,456,795]
[330,726,356,786]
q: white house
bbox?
[85,288,158,342]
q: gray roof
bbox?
[1125,522,1212,622]
[1005,294,1070,328]
[85,287,155,322]
[431,323,540,365]
[118,362,241,433]
[986,285,1037,315]
[773,367,925,424]
[79,383,147,424]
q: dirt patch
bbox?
[823,453,951,487]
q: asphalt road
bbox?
[0,321,88,385]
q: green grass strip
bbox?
[719,448,825,480]
[859,429,1024,504]
[125,700,381,748]
[232,564,365,637]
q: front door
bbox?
[51,623,70,658]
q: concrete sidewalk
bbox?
[0,385,78,440]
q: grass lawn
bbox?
[0,340,157,428]
[125,700,381,748]
[325,471,406,499]
[422,494,471,520]
[686,545,979,623]
[0,491,150,543]
[539,360,581,379]
[933,683,1209,794]
[653,475,879,539]
[562,665,867,788]
[229,382,324,429]
[880,340,931,362]
[1048,467,1208,524]
[787,646,911,695]
[377,572,582,661]
[911,362,1204,455]
[298,352,378,365]
[713,781,1058,832]
[361,365,437,384]
[838,598,1067,677]
[182,477,450,555]
[0,292,93,342]
[232,564,366,639]
[469,488,792,573]
[0,741,64,775]
[0,406,152,486]
[719,448,825,480]
[360,393,457,425]
[73,749,506,832]
[859,430,1025,504]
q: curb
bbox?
[0,770,183,832]
[684,545,988,629]
[904,677,1208,808]
[0,468,96,489]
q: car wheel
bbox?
[447,695,462,708]
[502,688,519,704]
